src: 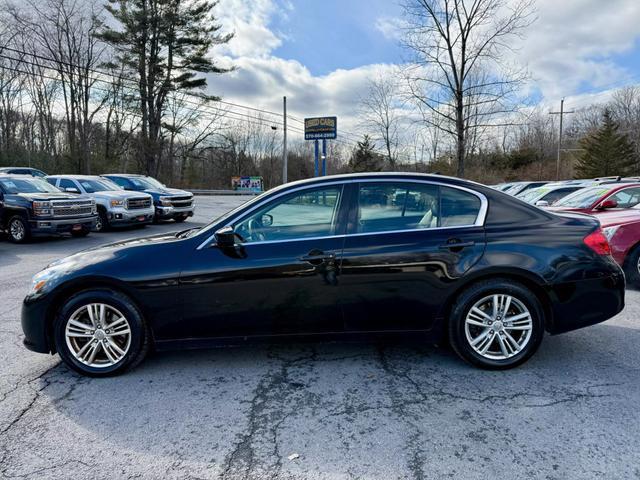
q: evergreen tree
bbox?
[98,0,234,176]
[349,135,382,172]
[575,110,637,178]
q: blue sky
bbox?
[271,0,405,76]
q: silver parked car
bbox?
[46,175,154,232]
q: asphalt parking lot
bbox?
[1,195,639,480]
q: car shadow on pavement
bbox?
[33,324,640,476]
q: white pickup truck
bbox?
[46,175,155,232]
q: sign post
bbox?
[305,116,337,177]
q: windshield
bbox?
[79,179,120,193]
[517,187,548,203]
[553,186,615,208]
[0,177,61,194]
[130,176,164,190]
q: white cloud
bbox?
[205,0,640,143]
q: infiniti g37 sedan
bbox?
[22,173,625,376]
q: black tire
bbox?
[448,279,545,370]
[623,244,640,288]
[7,215,31,243]
[94,208,110,232]
[53,290,150,376]
[70,227,91,238]
[174,214,188,223]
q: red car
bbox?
[589,208,640,285]
[547,183,640,214]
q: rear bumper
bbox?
[547,271,625,334]
[29,216,97,235]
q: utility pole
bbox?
[282,96,288,184]
[549,99,575,180]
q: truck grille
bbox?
[51,199,94,217]
[169,196,193,208]
[126,197,152,210]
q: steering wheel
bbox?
[247,218,267,242]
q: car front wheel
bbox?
[449,279,545,369]
[7,215,30,243]
[53,290,150,376]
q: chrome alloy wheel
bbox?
[464,294,533,360]
[10,219,25,241]
[65,303,132,368]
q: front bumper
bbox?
[29,216,98,235]
[108,207,155,226]
[155,205,195,220]
[22,294,52,354]
[547,271,625,334]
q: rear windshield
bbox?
[0,177,60,194]
[553,186,616,208]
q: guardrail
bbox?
[190,189,261,196]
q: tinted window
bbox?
[107,177,131,189]
[440,187,481,227]
[59,179,78,191]
[543,188,580,204]
[45,178,57,186]
[357,183,439,233]
[608,187,640,208]
[235,186,342,243]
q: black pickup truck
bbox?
[0,175,97,243]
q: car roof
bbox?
[103,173,145,177]
[48,174,103,180]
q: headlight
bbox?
[159,196,172,206]
[602,225,620,241]
[27,268,58,297]
[32,201,52,217]
[110,199,125,207]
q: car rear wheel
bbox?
[448,279,545,369]
[7,215,30,243]
[53,290,150,376]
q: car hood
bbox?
[144,187,191,196]
[588,209,640,227]
[15,192,85,201]
[91,190,151,200]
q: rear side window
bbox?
[440,187,481,227]
[355,182,481,233]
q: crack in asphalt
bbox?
[219,349,318,480]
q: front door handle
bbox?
[300,252,335,265]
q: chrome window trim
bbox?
[196,178,488,250]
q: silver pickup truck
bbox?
[46,175,154,232]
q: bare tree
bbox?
[402,0,535,177]
[359,75,403,168]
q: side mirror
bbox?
[535,200,549,207]
[261,214,273,227]
[214,226,237,248]
[65,187,80,194]
[598,199,618,210]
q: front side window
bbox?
[355,182,481,233]
[608,187,640,208]
[234,186,342,243]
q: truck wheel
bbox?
[71,227,91,238]
[7,215,31,243]
[95,208,110,232]
[174,214,188,223]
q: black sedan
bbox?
[22,173,625,376]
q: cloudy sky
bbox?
[207,0,640,139]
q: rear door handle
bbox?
[439,240,475,250]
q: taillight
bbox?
[584,229,611,255]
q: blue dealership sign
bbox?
[304,116,337,140]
